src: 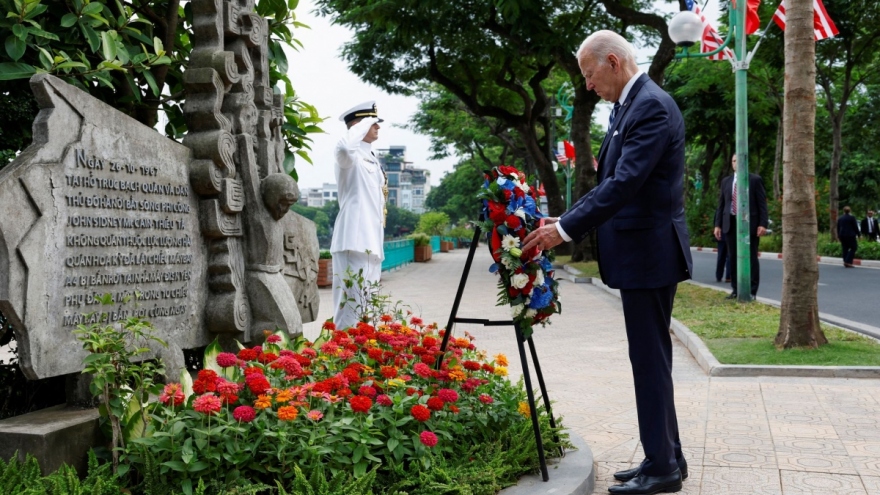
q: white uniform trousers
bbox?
[332,250,382,330]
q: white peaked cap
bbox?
[338,100,384,123]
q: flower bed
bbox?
[128,317,566,493]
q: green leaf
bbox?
[295,149,312,165]
[5,35,25,61]
[387,437,399,452]
[60,13,78,27]
[24,3,47,20]
[81,23,100,52]
[153,36,163,55]
[180,368,193,401]
[12,24,26,40]
[203,337,224,375]
[28,28,58,41]
[101,31,116,61]
[162,460,188,472]
[81,2,103,15]
[141,69,158,96]
[0,61,35,80]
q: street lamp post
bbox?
[669,1,753,303]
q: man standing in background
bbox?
[838,206,860,267]
[860,210,878,242]
[713,154,768,299]
[331,101,387,328]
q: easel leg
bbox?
[436,227,482,369]
[528,336,563,456]
[516,324,549,482]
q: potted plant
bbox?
[317,250,333,287]
[410,233,432,262]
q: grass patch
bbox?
[554,255,600,278]
[555,256,880,366]
[673,283,880,366]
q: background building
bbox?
[377,146,431,214]
[298,182,337,207]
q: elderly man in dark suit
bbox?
[839,206,860,267]
[713,155,769,299]
[523,30,692,495]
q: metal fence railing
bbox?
[382,239,414,271]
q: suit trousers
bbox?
[619,283,683,476]
[725,215,760,296]
[715,239,731,281]
[840,236,858,265]
[332,250,382,330]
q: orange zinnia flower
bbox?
[278,405,298,421]
[254,394,272,410]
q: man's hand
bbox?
[757,226,767,237]
[542,217,559,225]
[714,226,722,241]
[523,223,564,253]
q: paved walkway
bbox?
[306,248,880,495]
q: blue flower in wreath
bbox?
[529,284,554,309]
[539,256,553,273]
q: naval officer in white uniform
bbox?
[331,101,387,329]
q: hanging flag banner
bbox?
[685,0,735,60]
[773,0,839,40]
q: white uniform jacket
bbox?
[330,119,385,260]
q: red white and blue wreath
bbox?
[478,165,561,338]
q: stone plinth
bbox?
[0,405,100,475]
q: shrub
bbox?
[319,250,332,260]
[416,212,450,236]
[408,233,431,247]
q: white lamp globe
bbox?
[668,11,703,47]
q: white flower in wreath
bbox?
[501,234,520,251]
[525,308,537,319]
[534,269,545,287]
[513,208,526,219]
[501,256,513,268]
[511,304,524,318]
[517,181,530,193]
[511,273,530,289]
[496,177,508,187]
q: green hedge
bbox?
[698,233,880,260]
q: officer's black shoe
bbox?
[608,469,682,494]
[613,458,688,482]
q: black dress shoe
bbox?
[608,469,682,494]
[725,292,737,300]
[614,459,688,482]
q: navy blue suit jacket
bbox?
[838,213,859,238]
[559,74,692,290]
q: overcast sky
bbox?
[287,0,722,189]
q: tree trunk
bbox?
[517,124,565,217]
[773,117,783,200]
[776,0,827,349]
[828,115,843,241]
[700,140,718,199]
[569,85,600,261]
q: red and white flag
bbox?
[773,0,839,40]
[686,0,735,60]
[555,153,569,164]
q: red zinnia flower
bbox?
[376,394,393,406]
[246,374,271,395]
[410,316,423,326]
[257,352,278,364]
[380,314,393,322]
[380,366,398,379]
[427,397,444,411]
[322,321,336,331]
[422,336,437,348]
[411,404,431,422]
[358,385,377,397]
[420,431,438,448]
[237,348,259,361]
[193,393,222,416]
[232,405,256,423]
[413,363,432,378]
[462,360,481,371]
[301,348,317,358]
[479,394,494,404]
[266,334,282,344]
[349,395,373,414]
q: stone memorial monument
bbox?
[0,0,319,472]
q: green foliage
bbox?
[0,450,124,494]
[0,0,323,174]
[384,204,420,239]
[278,464,377,495]
[425,161,484,225]
[415,212,449,236]
[291,202,341,248]
[408,233,431,247]
[319,250,332,260]
[684,191,718,250]
[74,296,167,474]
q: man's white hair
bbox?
[576,30,637,68]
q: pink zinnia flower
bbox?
[420,431,438,448]
[376,394,393,407]
[413,362,432,378]
[232,405,256,423]
[216,352,237,368]
[358,385,377,397]
[437,388,459,403]
[159,383,185,406]
[266,334,282,344]
[479,394,494,404]
[193,393,222,415]
[216,380,240,395]
[307,409,323,421]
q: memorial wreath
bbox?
[478,165,561,338]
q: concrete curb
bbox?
[690,246,880,268]
[563,265,880,379]
[498,430,595,495]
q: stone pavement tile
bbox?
[703,447,777,469]
[766,411,831,425]
[851,456,880,477]
[843,440,880,458]
[861,476,880,493]
[835,425,880,442]
[770,422,840,439]
[593,461,632,493]
[774,437,849,456]
[775,452,858,474]
[700,467,782,495]
[705,434,774,450]
[779,470,867,495]
[705,421,772,440]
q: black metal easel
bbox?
[435,227,562,482]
